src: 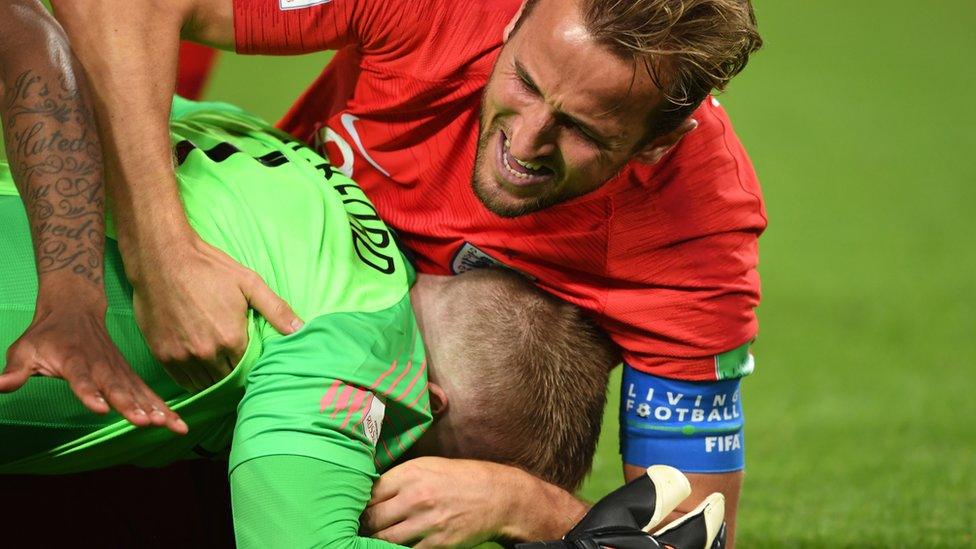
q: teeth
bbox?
[502,137,544,173]
[503,151,531,179]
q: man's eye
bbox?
[517,76,539,95]
[572,124,602,147]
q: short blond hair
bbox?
[440,268,620,490]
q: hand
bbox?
[0,305,187,434]
[130,234,302,392]
[363,457,515,548]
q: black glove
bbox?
[517,466,726,549]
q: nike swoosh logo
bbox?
[341,113,391,177]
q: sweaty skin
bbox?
[0,0,184,433]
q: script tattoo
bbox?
[3,69,105,286]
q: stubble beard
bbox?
[470,115,567,218]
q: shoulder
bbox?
[652,98,759,193]
[607,99,766,263]
[363,0,519,77]
[621,99,764,225]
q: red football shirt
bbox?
[234,0,766,380]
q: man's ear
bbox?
[633,118,698,165]
[503,0,529,42]
[428,383,449,416]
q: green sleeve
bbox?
[231,455,407,549]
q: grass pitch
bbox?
[207,2,975,546]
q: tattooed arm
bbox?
[0,0,185,433]
[48,0,301,393]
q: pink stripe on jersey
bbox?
[397,427,419,447]
[355,393,375,429]
[405,382,429,408]
[319,379,343,413]
[339,388,370,430]
[394,360,427,402]
[329,385,355,419]
[379,439,395,463]
[369,360,399,390]
[383,359,413,396]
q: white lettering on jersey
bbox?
[279,0,331,10]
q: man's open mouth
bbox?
[495,130,555,189]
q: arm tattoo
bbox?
[3,68,106,287]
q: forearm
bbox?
[0,1,107,310]
[48,0,234,274]
[498,466,589,543]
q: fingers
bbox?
[63,369,111,415]
[140,391,188,435]
[370,517,425,547]
[160,349,221,394]
[369,469,406,505]
[96,376,156,428]
[185,359,218,393]
[363,472,407,535]
[241,272,303,336]
[0,359,33,393]
[162,362,196,393]
[62,355,189,435]
[99,364,188,435]
[363,496,413,536]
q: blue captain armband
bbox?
[620,366,746,473]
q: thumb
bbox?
[242,273,303,335]
[0,360,33,393]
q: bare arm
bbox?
[49,0,232,265]
[49,0,301,391]
[0,0,184,433]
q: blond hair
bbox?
[440,268,620,490]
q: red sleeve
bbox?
[605,99,766,380]
[233,0,424,55]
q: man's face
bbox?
[472,0,663,217]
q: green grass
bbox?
[207,2,974,546]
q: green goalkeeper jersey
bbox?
[0,97,431,479]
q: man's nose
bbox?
[509,106,556,160]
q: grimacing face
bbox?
[472,0,664,217]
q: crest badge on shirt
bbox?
[279,0,331,10]
[450,242,536,280]
[450,242,505,275]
